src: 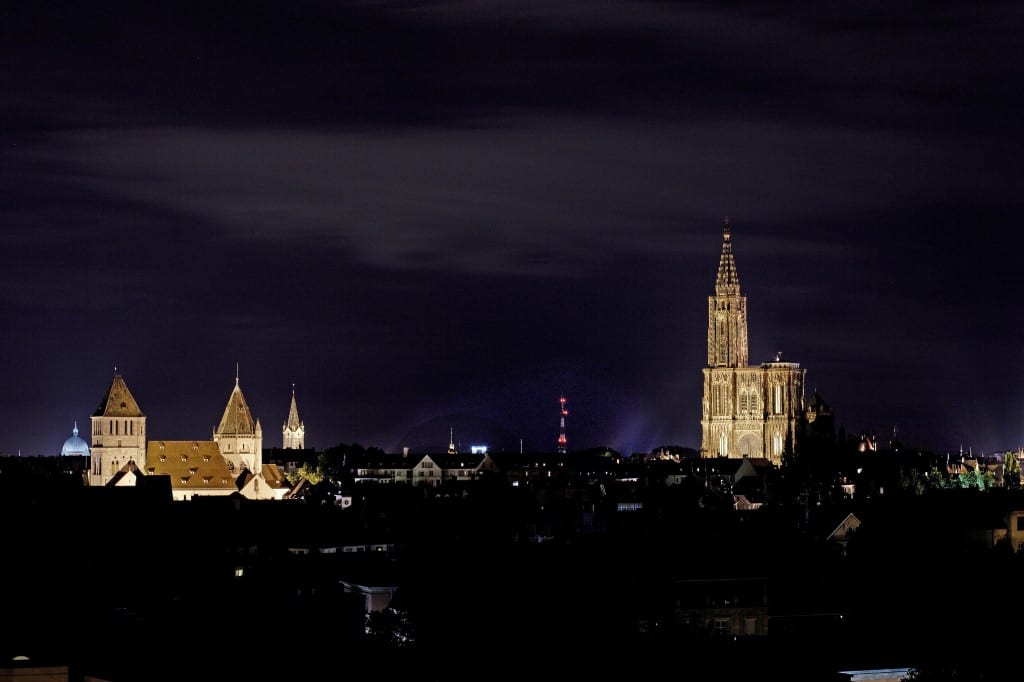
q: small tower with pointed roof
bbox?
[213,367,263,474]
[89,369,147,486]
[282,385,305,449]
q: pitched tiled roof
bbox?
[145,441,236,490]
[216,380,257,436]
[262,463,292,489]
[93,372,144,417]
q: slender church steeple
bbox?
[282,384,305,449]
[715,217,741,296]
[707,217,748,368]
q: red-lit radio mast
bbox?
[557,395,568,454]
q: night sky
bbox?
[3,2,1022,458]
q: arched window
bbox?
[719,431,728,457]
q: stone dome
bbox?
[61,422,90,457]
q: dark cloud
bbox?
[2,1,1023,456]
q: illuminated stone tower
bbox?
[700,219,806,466]
[89,370,147,486]
[282,385,305,449]
[213,368,263,474]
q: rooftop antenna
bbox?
[557,395,568,454]
[235,362,239,385]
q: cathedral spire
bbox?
[282,384,305,449]
[707,217,748,368]
[715,216,741,296]
[286,385,301,430]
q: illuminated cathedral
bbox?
[700,219,807,466]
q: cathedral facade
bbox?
[700,220,806,466]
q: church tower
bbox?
[282,385,305,449]
[707,218,748,368]
[700,219,806,466]
[89,370,146,486]
[213,369,263,474]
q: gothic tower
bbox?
[282,385,305,449]
[700,219,806,466]
[89,370,146,486]
[707,218,748,368]
[213,369,263,474]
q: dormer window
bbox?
[203,455,211,462]
[180,454,188,462]
[180,476,189,484]
[159,455,166,462]
[189,468,198,475]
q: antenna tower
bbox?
[557,395,568,454]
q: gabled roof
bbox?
[216,379,258,436]
[734,456,775,481]
[826,512,862,543]
[424,453,486,470]
[107,460,142,486]
[93,372,144,417]
[145,441,235,490]
[262,463,292,489]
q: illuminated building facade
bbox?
[282,385,305,449]
[700,220,806,466]
[213,372,264,474]
[89,371,147,486]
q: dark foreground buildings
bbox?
[4,447,1024,681]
